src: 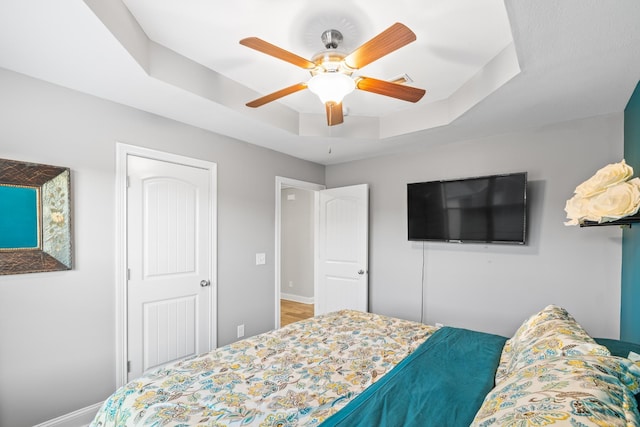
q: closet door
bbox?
[127,154,214,380]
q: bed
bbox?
[90,306,640,426]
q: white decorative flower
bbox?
[586,178,640,222]
[564,160,640,225]
[574,159,633,197]
[564,194,590,226]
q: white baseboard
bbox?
[34,402,102,427]
[280,293,314,305]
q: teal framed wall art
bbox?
[0,158,72,275]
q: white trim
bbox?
[313,191,320,318]
[115,143,217,387]
[274,177,324,329]
[280,293,315,305]
[33,402,103,427]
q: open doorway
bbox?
[275,178,369,329]
[280,187,315,325]
[274,177,324,329]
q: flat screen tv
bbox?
[407,172,527,244]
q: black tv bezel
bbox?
[407,172,528,244]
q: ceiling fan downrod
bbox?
[321,29,343,49]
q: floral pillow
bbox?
[495,305,610,384]
[472,355,640,426]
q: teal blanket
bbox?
[321,326,506,427]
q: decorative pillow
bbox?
[495,305,610,384]
[472,355,640,427]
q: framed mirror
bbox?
[0,158,72,275]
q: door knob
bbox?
[358,270,365,275]
[200,279,211,287]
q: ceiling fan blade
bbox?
[240,37,316,70]
[343,23,416,70]
[325,101,344,126]
[246,83,308,108]
[355,77,425,103]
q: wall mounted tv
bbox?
[407,172,527,244]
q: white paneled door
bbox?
[127,155,214,380]
[315,184,369,315]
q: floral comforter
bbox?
[91,310,435,426]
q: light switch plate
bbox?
[256,253,266,265]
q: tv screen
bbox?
[407,172,527,244]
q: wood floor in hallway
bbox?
[281,299,314,326]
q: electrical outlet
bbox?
[256,253,266,265]
[237,324,245,338]
[289,281,293,288]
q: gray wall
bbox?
[280,188,315,300]
[0,65,627,426]
[0,68,324,427]
[326,113,624,339]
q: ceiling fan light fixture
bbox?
[240,23,423,125]
[307,72,355,104]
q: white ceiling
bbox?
[122,0,513,114]
[0,0,638,165]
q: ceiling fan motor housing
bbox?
[311,29,352,75]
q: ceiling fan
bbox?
[240,22,426,126]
